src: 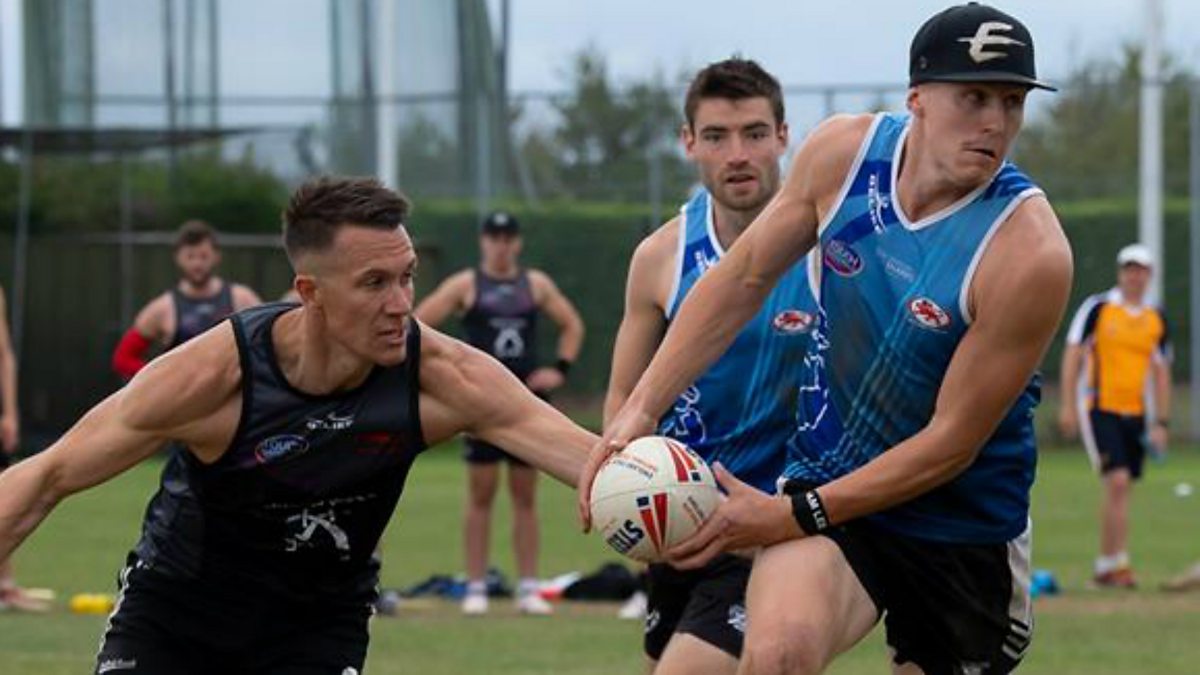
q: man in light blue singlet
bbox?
[585,4,1074,674]
[604,58,817,674]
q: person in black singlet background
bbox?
[111,220,262,379]
[417,211,584,616]
[0,177,594,674]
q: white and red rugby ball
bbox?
[589,436,720,563]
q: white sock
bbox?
[518,578,539,596]
[466,580,487,596]
[1095,553,1129,574]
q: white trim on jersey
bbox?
[816,113,883,237]
[892,122,1003,232]
[663,200,692,321]
[959,187,1044,324]
[704,195,727,259]
[1065,292,1106,345]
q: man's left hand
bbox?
[665,463,803,570]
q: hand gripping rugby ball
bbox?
[590,436,721,563]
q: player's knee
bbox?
[742,621,824,675]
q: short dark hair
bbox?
[684,57,785,130]
[175,219,217,250]
[282,176,411,262]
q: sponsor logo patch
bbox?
[908,297,952,330]
[772,309,814,335]
[823,240,863,277]
[255,434,309,464]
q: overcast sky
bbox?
[503,0,1200,91]
[3,0,1197,125]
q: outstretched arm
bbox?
[0,325,241,561]
[419,326,595,487]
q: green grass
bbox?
[1,444,1199,673]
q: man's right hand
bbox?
[577,404,658,532]
[1057,406,1078,440]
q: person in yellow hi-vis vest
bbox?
[1059,243,1171,589]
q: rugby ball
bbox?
[589,436,720,563]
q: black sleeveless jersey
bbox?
[461,268,539,378]
[169,282,235,349]
[133,303,426,602]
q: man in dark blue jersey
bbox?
[0,177,593,674]
[604,57,815,674]
[417,211,584,616]
[112,220,261,379]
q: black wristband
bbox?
[789,489,830,535]
[1156,418,1170,429]
[554,358,572,376]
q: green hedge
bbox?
[0,176,1195,433]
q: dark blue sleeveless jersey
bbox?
[169,282,235,349]
[788,112,1042,544]
[461,269,539,379]
[658,188,818,493]
[134,303,426,602]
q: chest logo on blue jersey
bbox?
[772,309,815,335]
[908,297,952,330]
[255,434,310,464]
[823,240,863,277]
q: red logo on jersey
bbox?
[664,438,704,483]
[772,309,814,335]
[636,493,669,553]
[908,297,952,330]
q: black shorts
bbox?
[644,554,751,660]
[821,518,1032,675]
[1085,410,1147,479]
[463,437,530,466]
[95,555,373,675]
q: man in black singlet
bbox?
[112,220,261,379]
[0,177,594,674]
[417,211,584,615]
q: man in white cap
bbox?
[1060,243,1171,588]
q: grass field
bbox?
[1,442,1198,673]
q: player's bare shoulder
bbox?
[970,194,1073,321]
[625,215,682,311]
[801,113,878,207]
[118,321,243,453]
[414,323,508,442]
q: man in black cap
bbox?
[584,4,1071,673]
[417,211,584,616]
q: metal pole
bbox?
[163,0,179,187]
[1139,0,1164,303]
[1189,80,1200,440]
[11,130,33,361]
[377,0,397,188]
[119,156,134,327]
[209,0,219,128]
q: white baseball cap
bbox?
[1116,243,1154,268]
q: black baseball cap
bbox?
[480,211,520,235]
[910,3,1056,91]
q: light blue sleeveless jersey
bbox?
[788,112,1043,543]
[659,188,818,493]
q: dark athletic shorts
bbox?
[644,554,751,660]
[95,555,373,675]
[1085,410,1148,479]
[783,481,1033,675]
